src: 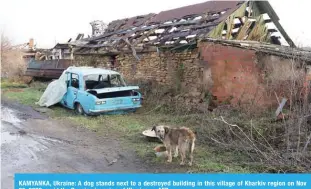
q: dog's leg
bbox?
[188,139,195,166]
[179,149,186,165]
[166,145,172,163]
[174,146,179,158]
[179,140,186,165]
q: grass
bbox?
[1,80,272,173]
[2,88,42,106]
[0,79,28,89]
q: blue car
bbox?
[60,67,142,115]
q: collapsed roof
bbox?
[52,43,71,49]
[71,0,295,55]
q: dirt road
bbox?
[1,99,150,189]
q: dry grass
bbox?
[1,34,30,83]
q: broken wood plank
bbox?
[124,38,140,61]
[133,27,159,45]
[236,19,253,40]
[225,14,235,39]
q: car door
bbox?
[64,73,80,109]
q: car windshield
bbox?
[84,73,126,90]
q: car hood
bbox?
[88,86,139,94]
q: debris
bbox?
[275,97,287,118]
[8,130,26,136]
[72,0,297,58]
[154,145,168,158]
[142,128,161,142]
[154,145,166,152]
[142,129,157,138]
[18,130,27,135]
[105,157,118,166]
[123,38,140,61]
[72,1,244,55]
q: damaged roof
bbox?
[105,13,156,33]
[52,43,71,49]
[148,1,243,24]
[72,0,295,55]
[201,38,311,63]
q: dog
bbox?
[151,125,196,166]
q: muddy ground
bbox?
[1,98,173,189]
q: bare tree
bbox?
[1,33,27,80]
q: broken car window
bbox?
[84,74,99,81]
[71,73,79,89]
[84,74,100,90]
[110,74,126,87]
[100,74,108,82]
[85,74,126,89]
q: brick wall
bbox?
[198,42,306,110]
[199,42,266,107]
[116,50,202,89]
[74,54,112,68]
[73,43,308,112]
[115,50,204,108]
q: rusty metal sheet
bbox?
[25,69,66,79]
[24,59,72,79]
[148,1,244,23]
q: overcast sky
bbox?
[1,0,310,48]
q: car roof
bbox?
[67,67,120,75]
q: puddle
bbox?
[0,106,67,161]
[0,105,72,161]
[2,129,63,145]
[1,129,58,160]
[1,107,22,125]
[1,132,20,144]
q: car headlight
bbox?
[95,101,106,105]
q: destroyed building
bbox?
[68,0,311,111]
[50,43,72,60]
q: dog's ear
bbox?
[151,126,156,131]
[164,126,169,134]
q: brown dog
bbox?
[152,125,196,166]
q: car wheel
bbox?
[75,103,85,115]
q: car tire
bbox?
[75,103,85,115]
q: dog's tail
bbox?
[188,136,195,166]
